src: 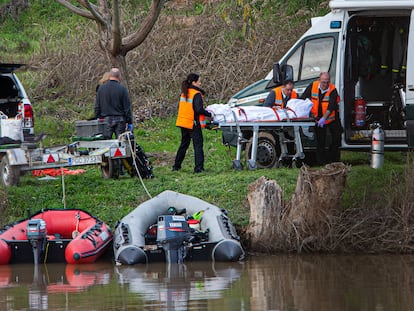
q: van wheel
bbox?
[245,132,280,169]
[0,156,20,186]
[101,156,119,179]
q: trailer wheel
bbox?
[245,132,280,169]
[101,156,119,179]
[0,156,20,187]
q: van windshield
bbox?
[232,79,269,99]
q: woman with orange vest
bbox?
[300,72,341,165]
[173,73,212,173]
[264,79,297,109]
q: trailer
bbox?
[0,133,141,187]
[217,117,316,170]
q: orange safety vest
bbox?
[310,81,337,124]
[272,86,298,109]
[176,88,204,129]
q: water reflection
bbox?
[0,255,414,310]
[247,254,414,311]
[115,261,244,310]
[0,263,112,310]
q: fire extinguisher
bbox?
[354,97,366,127]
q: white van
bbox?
[227,0,414,164]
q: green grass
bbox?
[1,0,409,235]
[3,116,409,231]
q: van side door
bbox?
[405,9,414,147]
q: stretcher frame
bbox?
[216,111,315,170]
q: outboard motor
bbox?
[26,219,47,265]
[156,215,191,264]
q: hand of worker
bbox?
[127,124,133,132]
[317,117,326,128]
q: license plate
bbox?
[67,155,102,166]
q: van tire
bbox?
[245,132,280,169]
[0,156,19,187]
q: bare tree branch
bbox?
[112,0,121,56]
[58,0,164,76]
[56,0,94,20]
[83,0,106,26]
[122,0,164,52]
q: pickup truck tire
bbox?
[245,132,280,169]
[0,156,19,186]
[101,156,119,179]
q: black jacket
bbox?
[189,86,212,126]
[94,80,133,124]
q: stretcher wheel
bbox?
[245,132,280,169]
[291,159,303,169]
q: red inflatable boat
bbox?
[0,209,112,265]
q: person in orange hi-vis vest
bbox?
[264,79,297,109]
[173,73,212,173]
[300,72,341,165]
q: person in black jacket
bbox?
[94,68,133,139]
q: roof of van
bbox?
[330,0,414,10]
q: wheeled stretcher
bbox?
[216,112,315,170]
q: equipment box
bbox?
[75,119,106,137]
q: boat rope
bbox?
[121,132,152,199]
[72,212,80,238]
[61,167,66,208]
[43,242,50,264]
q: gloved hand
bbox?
[317,117,326,128]
[127,123,133,132]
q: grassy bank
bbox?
[1,0,414,253]
[3,117,408,225]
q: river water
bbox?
[0,254,412,310]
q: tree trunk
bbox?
[286,162,350,229]
[246,163,350,253]
[246,176,284,252]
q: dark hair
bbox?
[181,73,200,98]
[282,79,294,86]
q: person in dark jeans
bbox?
[95,68,133,138]
[95,68,133,174]
[301,72,341,165]
[173,73,212,173]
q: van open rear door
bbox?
[405,10,414,147]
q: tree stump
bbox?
[287,162,350,228]
[246,163,350,252]
[246,176,284,251]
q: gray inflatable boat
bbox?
[113,190,245,265]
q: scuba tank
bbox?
[370,123,384,169]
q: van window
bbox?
[287,47,301,82]
[286,36,335,81]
